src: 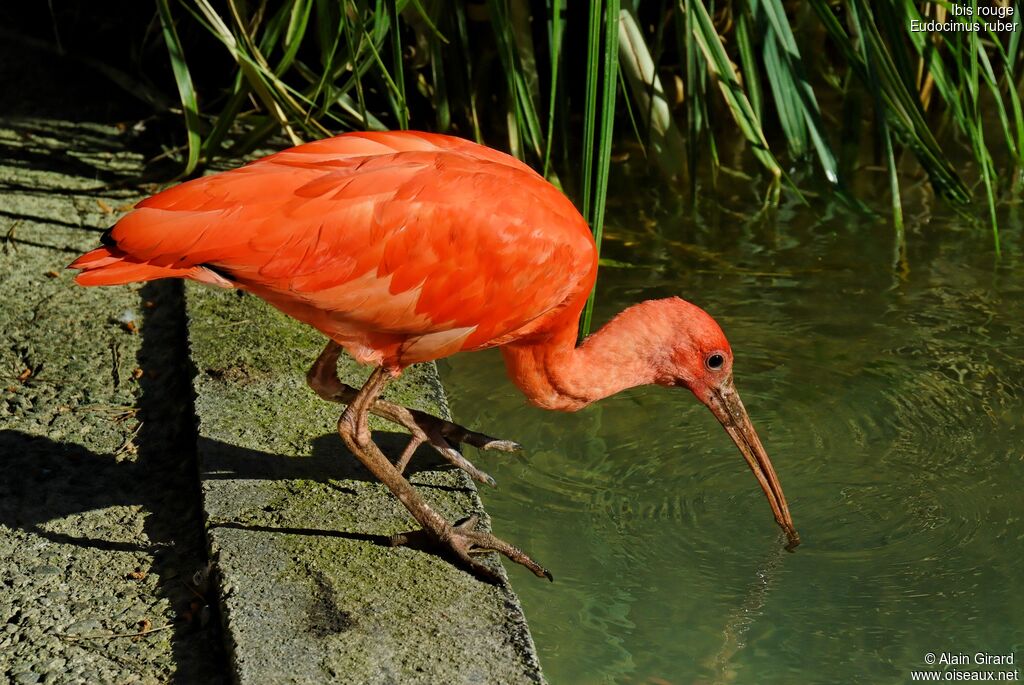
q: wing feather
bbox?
[92,132,596,364]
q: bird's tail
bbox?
[69,246,232,288]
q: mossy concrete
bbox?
[187,284,545,684]
[0,118,225,683]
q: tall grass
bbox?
[154,1,1023,311]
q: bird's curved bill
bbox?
[706,379,800,550]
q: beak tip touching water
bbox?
[706,381,799,550]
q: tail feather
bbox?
[68,246,121,271]
[69,246,233,288]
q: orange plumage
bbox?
[72,131,798,580]
[72,131,596,368]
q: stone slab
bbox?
[187,283,545,684]
[0,117,225,684]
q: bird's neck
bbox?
[500,302,670,411]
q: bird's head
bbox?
[650,298,800,549]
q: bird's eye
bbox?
[706,353,725,371]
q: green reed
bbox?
[155,0,1024,315]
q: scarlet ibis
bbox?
[70,131,799,582]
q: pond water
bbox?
[439,169,1024,684]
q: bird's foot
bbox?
[307,344,521,486]
[424,417,523,454]
[390,410,521,488]
[390,514,552,584]
[394,430,497,487]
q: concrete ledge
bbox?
[0,117,223,683]
[186,283,545,684]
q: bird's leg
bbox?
[337,366,551,583]
[308,341,518,486]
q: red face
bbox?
[664,301,799,548]
[678,341,734,405]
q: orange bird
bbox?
[71,131,799,581]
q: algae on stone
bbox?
[188,282,545,684]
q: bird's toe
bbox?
[427,433,498,486]
[479,438,522,452]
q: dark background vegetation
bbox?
[3,1,1020,267]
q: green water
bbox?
[439,179,1024,684]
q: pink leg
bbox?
[307,341,519,486]
[336,366,552,582]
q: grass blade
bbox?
[734,0,763,121]
[686,0,783,183]
[754,0,840,184]
[190,0,306,144]
[677,0,702,199]
[486,0,545,160]
[581,0,603,216]
[542,0,565,178]
[847,0,903,233]
[580,0,620,338]
[617,6,686,181]
[453,2,483,142]
[808,0,970,204]
[156,0,202,175]
[389,0,409,129]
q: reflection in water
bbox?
[703,548,786,685]
[440,174,1024,684]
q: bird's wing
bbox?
[100,132,596,352]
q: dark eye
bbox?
[706,353,725,371]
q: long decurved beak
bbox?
[705,379,800,550]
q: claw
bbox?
[314,350,542,583]
[451,515,551,581]
[392,515,551,583]
[308,350,520,486]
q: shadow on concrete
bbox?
[3,236,90,255]
[0,430,457,551]
[135,280,229,683]
[0,238,229,683]
[199,431,463,487]
[210,521,390,546]
[0,208,109,233]
[0,280,230,681]
[0,430,156,553]
[0,119,156,191]
[195,427,503,582]
[0,42,228,670]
